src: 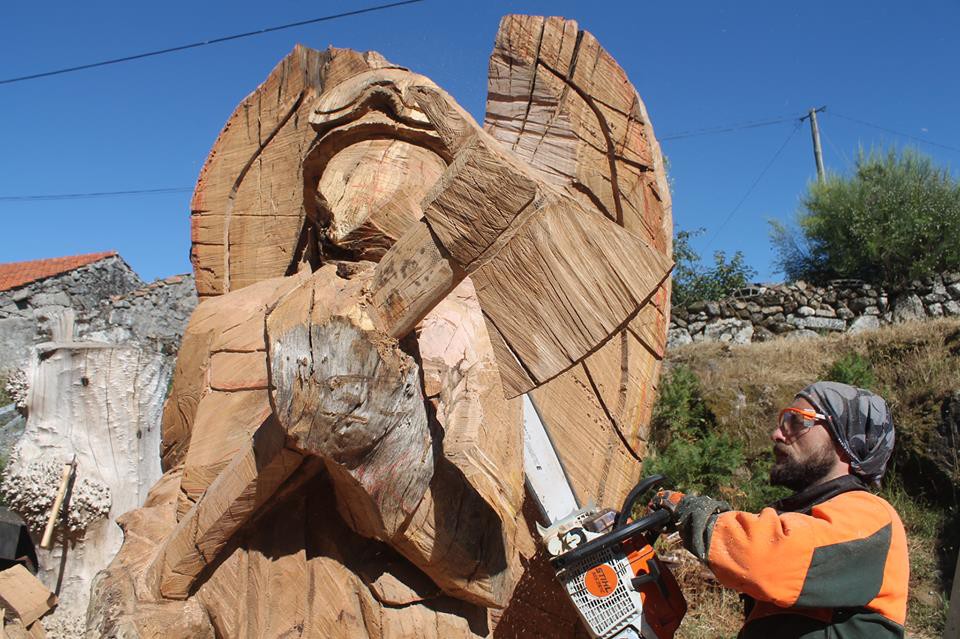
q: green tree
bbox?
[771,147,960,284]
[672,229,757,305]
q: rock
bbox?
[848,315,880,334]
[892,294,926,323]
[801,317,846,331]
[688,321,705,334]
[836,306,855,320]
[703,319,753,344]
[705,301,721,316]
[928,303,944,318]
[849,298,873,313]
[770,322,795,334]
[667,328,693,348]
[948,283,960,299]
[785,329,820,341]
[944,272,960,285]
[863,306,880,316]
[752,326,775,342]
[815,306,837,318]
[688,300,707,313]
[944,301,960,316]
[761,305,783,316]
[671,317,687,329]
[795,280,807,291]
[797,306,816,317]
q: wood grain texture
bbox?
[190,46,410,299]
[267,264,434,541]
[483,14,673,508]
[370,86,670,395]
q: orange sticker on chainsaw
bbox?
[583,564,618,598]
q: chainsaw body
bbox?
[539,477,687,639]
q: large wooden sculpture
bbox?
[87,15,672,638]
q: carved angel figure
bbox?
[87,15,672,639]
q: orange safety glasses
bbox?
[776,407,828,442]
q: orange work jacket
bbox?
[706,477,909,638]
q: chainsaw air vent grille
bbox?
[561,545,641,638]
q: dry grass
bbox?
[662,319,960,637]
[667,318,960,454]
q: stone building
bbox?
[0,251,197,371]
[0,252,140,369]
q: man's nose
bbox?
[771,424,787,443]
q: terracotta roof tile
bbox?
[0,251,117,292]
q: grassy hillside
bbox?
[648,319,960,638]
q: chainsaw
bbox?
[524,397,686,639]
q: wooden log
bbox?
[0,565,57,628]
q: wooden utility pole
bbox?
[802,106,827,182]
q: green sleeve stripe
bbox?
[795,522,892,608]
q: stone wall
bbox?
[0,256,142,369]
[0,258,198,371]
[668,272,960,348]
[77,274,197,355]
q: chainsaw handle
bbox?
[614,474,667,530]
[550,508,672,571]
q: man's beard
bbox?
[770,440,836,492]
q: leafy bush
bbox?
[646,365,788,509]
[771,147,960,284]
[824,352,877,389]
[673,229,757,306]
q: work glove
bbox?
[649,489,685,524]
[650,490,730,562]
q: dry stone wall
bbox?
[669,271,960,348]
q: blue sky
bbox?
[2,1,958,282]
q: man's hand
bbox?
[650,490,731,562]
[649,489,686,524]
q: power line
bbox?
[0,187,192,202]
[0,0,425,86]
[660,113,801,141]
[829,112,960,154]
[703,120,804,251]
[821,123,851,169]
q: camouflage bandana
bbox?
[796,381,896,485]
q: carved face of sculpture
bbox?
[303,69,451,262]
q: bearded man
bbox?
[654,381,909,638]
